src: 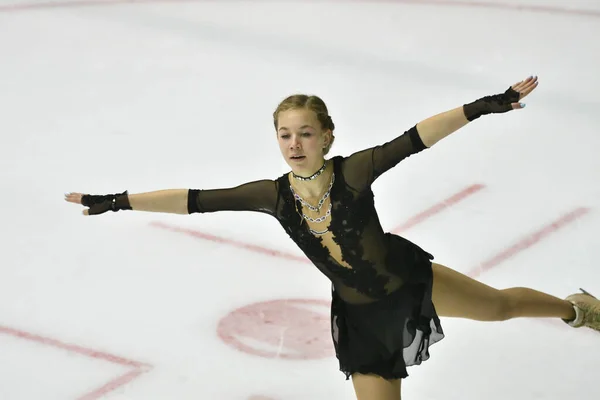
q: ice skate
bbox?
[564,289,600,332]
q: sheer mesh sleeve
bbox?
[187,179,279,216]
[341,126,427,192]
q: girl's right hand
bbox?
[64,191,131,215]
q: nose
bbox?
[290,135,300,149]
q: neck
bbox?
[289,160,332,198]
[292,160,327,182]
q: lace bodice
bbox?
[188,126,433,304]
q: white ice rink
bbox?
[1,0,599,399]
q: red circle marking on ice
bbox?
[217,298,334,360]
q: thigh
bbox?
[431,262,507,320]
[352,373,401,400]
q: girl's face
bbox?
[276,108,330,176]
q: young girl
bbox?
[65,75,599,400]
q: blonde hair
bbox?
[273,94,336,155]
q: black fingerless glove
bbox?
[463,86,521,121]
[81,190,132,215]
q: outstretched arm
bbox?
[417,76,538,147]
[65,189,190,215]
[341,76,539,191]
[415,106,470,148]
[65,180,279,216]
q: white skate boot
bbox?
[564,289,600,332]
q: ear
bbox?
[322,130,332,148]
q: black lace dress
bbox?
[188,125,445,380]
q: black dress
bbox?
[188,125,445,380]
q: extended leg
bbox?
[352,373,401,400]
[431,262,576,321]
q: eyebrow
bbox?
[278,125,315,132]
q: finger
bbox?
[83,209,89,216]
[513,77,539,99]
[526,78,539,91]
[511,76,531,88]
[511,102,526,110]
[512,76,537,91]
[64,193,83,204]
[519,76,538,90]
[518,80,539,99]
[512,80,530,93]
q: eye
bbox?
[280,134,290,139]
[301,132,311,137]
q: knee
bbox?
[495,289,521,321]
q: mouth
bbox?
[290,155,306,161]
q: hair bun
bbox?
[326,115,335,130]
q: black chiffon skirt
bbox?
[330,251,445,380]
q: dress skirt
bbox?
[329,240,445,380]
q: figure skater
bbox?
[65,75,599,400]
